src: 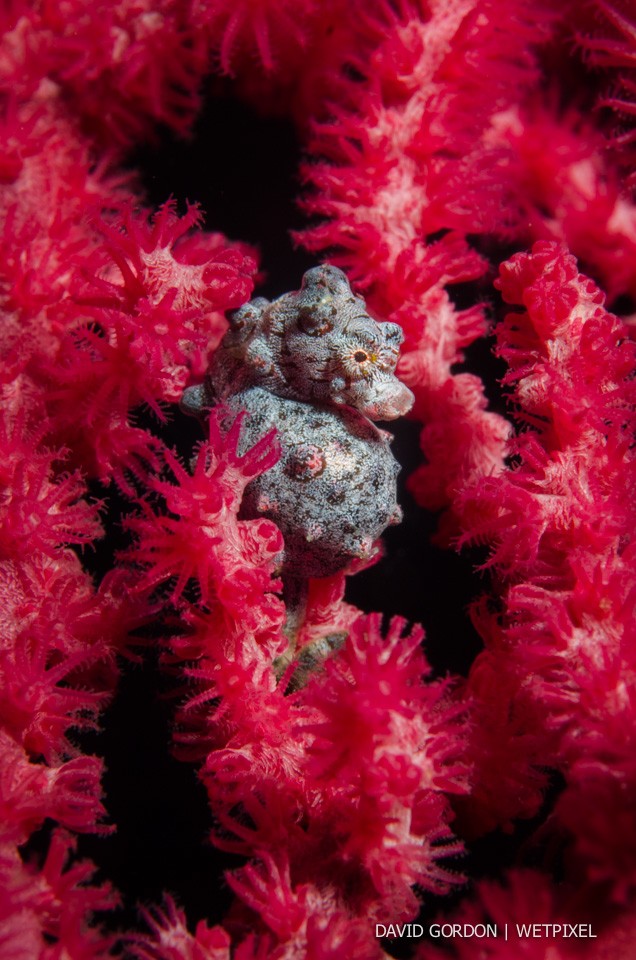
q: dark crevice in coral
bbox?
[382,772,568,958]
[18,819,56,870]
[461,770,568,880]
[609,291,636,318]
[78,478,135,586]
[160,402,212,462]
[459,333,509,420]
[78,405,206,588]
[126,92,315,298]
[446,271,510,419]
[344,418,485,678]
[77,651,244,932]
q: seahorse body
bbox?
[182,265,413,577]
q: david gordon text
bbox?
[376,923,597,940]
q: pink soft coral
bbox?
[130,898,231,960]
[3,1,636,957]
[414,868,631,960]
[0,0,207,146]
[43,203,257,488]
[127,409,284,634]
[455,243,636,898]
[301,616,466,911]
[578,1,636,190]
[298,0,549,523]
[0,831,118,960]
[189,614,467,941]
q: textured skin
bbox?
[182,265,414,577]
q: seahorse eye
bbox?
[354,350,368,363]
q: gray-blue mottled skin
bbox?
[182,265,414,579]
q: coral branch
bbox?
[456,242,636,900]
